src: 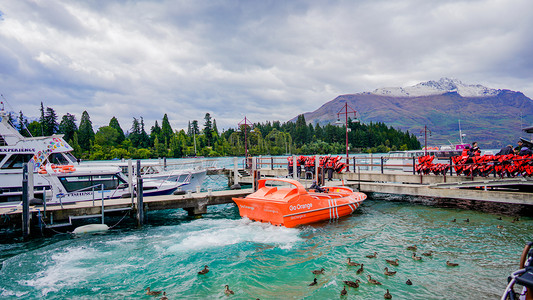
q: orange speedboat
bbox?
[232,178,366,228]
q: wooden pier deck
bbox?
[0,189,253,229]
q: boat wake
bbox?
[168,218,302,252]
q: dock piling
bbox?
[233,157,238,186]
[293,155,297,180]
[136,160,144,226]
[22,163,30,239]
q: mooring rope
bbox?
[109,211,130,229]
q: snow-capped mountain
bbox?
[291,78,533,147]
[372,78,500,98]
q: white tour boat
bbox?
[0,107,181,207]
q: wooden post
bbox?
[28,162,34,201]
[380,156,384,174]
[271,157,274,170]
[233,157,239,185]
[412,157,416,175]
[128,159,134,206]
[292,155,297,180]
[450,157,453,176]
[315,155,320,183]
[163,157,167,170]
[101,184,105,224]
[252,157,257,191]
[22,163,30,239]
[136,160,144,226]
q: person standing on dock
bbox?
[326,155,334,181]
[469,142,481,156]
[496,145,514,156]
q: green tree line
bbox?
[12,103,420,160]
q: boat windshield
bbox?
[59,174,126,193]
[1,154,34,169]
[49,153,74,165]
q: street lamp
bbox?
[336,103,357,172]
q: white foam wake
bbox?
[168,218,302,252]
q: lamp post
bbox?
[336,103,357,172]
[238,116,253,168]
[420,125,432,156]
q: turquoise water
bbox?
[1,194,531,299]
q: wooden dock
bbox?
[0,189,253,230]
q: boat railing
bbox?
[162,158,218,171]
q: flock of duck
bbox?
[144,265,236,299]
[143,244,461,299]
[306,245,460,298]
[141,216,523,298]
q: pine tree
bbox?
[140,117,150,148]
[109,117,125,144]
[150,120,161,147]
[43,107,59,135]
[161,114,173,144]
[129,117,142,148]
[294,114,309,147]
[203,113,213,146]
[18,111,31,137]
[78,111,95,152]
[38,102,45,136]
[58,113,77,142]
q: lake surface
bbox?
[1,192,531,299]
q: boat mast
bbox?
[458,120,465,144]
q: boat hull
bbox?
[233,179,366,228]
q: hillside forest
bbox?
[9,103,421,160]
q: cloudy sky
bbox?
[1,0,532,132]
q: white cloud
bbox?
[0,0,532,131]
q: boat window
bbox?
[0,135,6,146]
[92,174,126,190]
[1,154,34,169]
[64,152,78,163]
[0,154,6,165]
[49,153,70,165]
[59,174,126,192]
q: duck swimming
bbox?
[160,292,168,300]
[198,265,209,275]
[341,287,348,296]
[367,275,382,285]
[356,264,364,274]
[406,245,417,251]
[412,253,422,261]
[224,285,234,295]
[383,267,396,276]
[446,261,459,267]
[343,279,361,288]
[422,251,433,257]
[384,289,392,299]
[385,258,399,266]
[145,287,162,296]
[312,268,325,275]
[406,279,413,285]
[340,286,347,296]
[366,252,377,258]
[346,258,360,266]
[308,278,317,286]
